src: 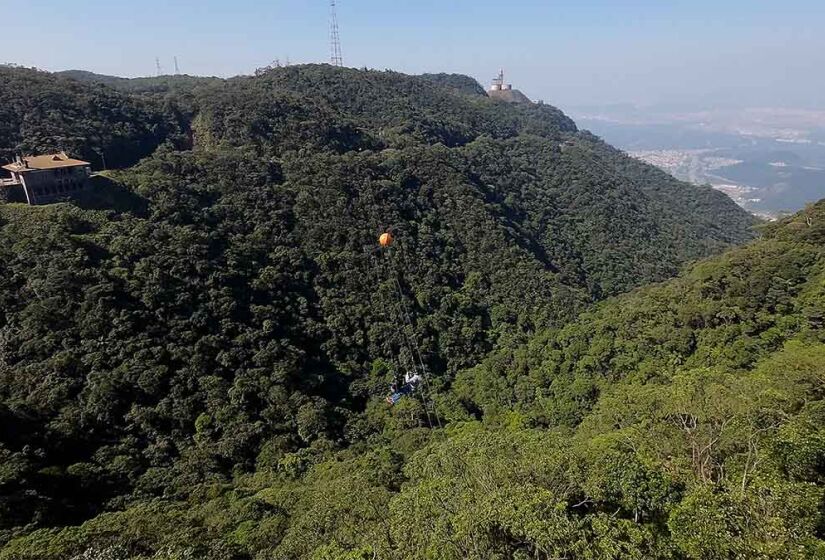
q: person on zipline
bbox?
[387,371,422,405]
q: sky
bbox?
[3,0,825,111]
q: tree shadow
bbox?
[73,175,148,217]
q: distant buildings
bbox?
[0,152,91,205]
[488,69,532,104]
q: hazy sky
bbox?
[3,0,825,110]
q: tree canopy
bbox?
[1,64,809,560]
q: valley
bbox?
[0,65,822,560]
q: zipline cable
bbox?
[371,249,435,429]
[381,250,436,430]
[370,252,419,381]
[385,247,443,429]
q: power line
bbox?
[329,0,343,67]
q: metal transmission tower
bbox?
[173,56,180,75]
[329,0,343,67]
[155,57,163,77]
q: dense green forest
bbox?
[0,66,188,168]
[2,64,816,559]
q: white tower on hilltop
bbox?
[488,69,532,104]
[490,69,513,92]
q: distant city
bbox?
[568,105,825,219]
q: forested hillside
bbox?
[0,64,779,559]
[55,70,223,96]
[2,197,822,560]
[0,66,187,168]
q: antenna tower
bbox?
[155,57,163,77]
[329,1,343,67]
[173,56,180,75]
